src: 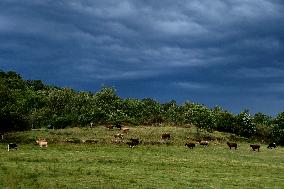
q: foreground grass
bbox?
[0,127,283,188]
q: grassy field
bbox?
[0,126,283,189]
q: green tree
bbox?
[162,100,183,125]
[253,112,272,125]
[213,106,238,133]
[236,110,256,137]
[271,111,284,145]
[94,87,123,124]
[0,71,31,132]
[182,102,215,132]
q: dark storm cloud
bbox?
[0,0,284,115]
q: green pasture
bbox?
[0,127,283,188]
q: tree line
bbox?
[0,70,283,144]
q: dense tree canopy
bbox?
[0,70,283,144]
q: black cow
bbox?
[126,138,139,148]
[113,124,122,130]
[8,143,17,151]
[185,142,196,149]
[267,142,276,149]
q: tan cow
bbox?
[36,140,48,147]
[199,140,209,147]
[122,127,129,133]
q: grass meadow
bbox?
[0,126,283,189]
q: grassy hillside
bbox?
[0,126,283,188]
[1,126,248,146]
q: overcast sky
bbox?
[1,0,284,115]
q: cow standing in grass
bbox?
[227,142,237,150]
[126,138,139,148]
[36,140,48,147]
[267,142,276,149]
[122,127,130,133]
[113,124,122,130]
[114,133,124,139]
[185,142,196,149]
[199,140,209,147]
[161,133,171,140]
[7,143,17,151]
[250,144,260,151]
[105,125,114,130]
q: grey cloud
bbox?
[0,0,283,115]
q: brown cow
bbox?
[82,139,98,144]
[105,125,113,130]
[161,133,171,139]
[227,142,237,150]
[250,144,260,151]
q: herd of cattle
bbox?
[6,125,278,152]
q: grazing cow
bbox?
[267,142,276,149]
[82,139,98,144]
[7,143,17,151]
[199,140,209,147]
[250,144,260,151]
[113,124,122,130]
[65,138,75,143]
[185,142,196,149]
[126,138,139,148]
[122,127,130,133]
[36,140,48,147]
[161,133,171,140]
[114,133,124,139]
[227,142,238,150]
[105,125,114,130]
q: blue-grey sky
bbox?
[1,0,284,115]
